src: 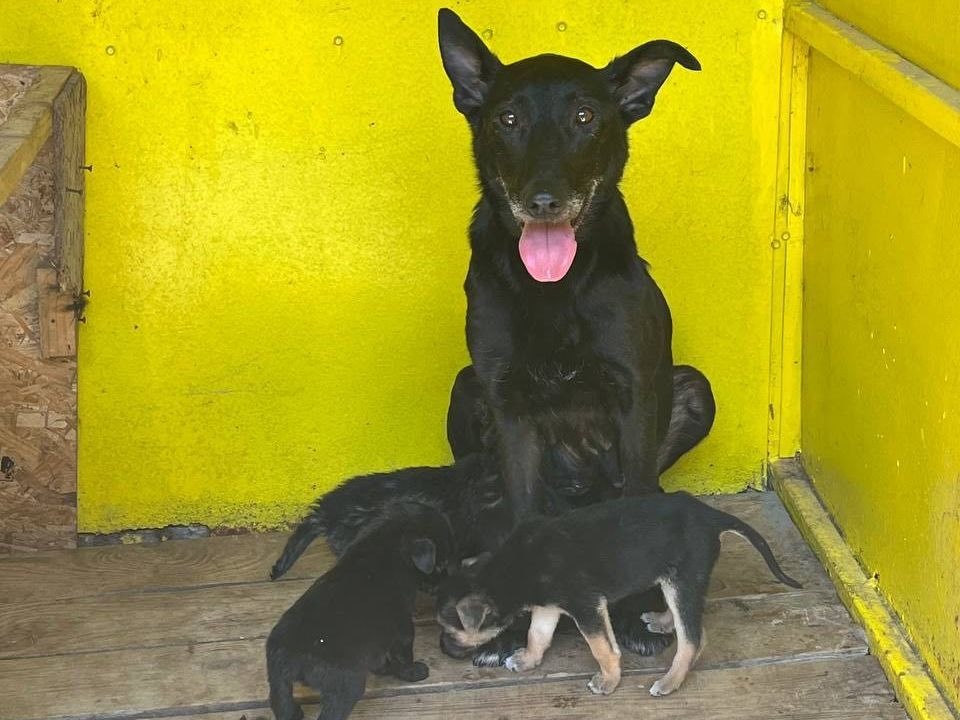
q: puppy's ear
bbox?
[603,40,700,124]
[411,538,437,575]
[438,8,502,116]
[455,595,490,631]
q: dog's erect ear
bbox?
[455,595,490,631]
[411,538,437,574]
[438,8,503,116]
[603,40,700,124]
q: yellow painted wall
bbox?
[802,52,960,707]
[0,1,786,531]
[817,0,960,88]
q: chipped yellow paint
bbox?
[800,36,960,713]
[0,2,787,530]
[772,460,956,720]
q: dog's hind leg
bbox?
[657,365,716,475]
[311,668,366,720]
[649,574,708,697]
[611,587,674,656]
[268,667,303,720]
[570,598,622,695]
[446,365,491,459]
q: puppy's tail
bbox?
[714,512,803,589]
[270,507,328,580]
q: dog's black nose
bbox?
[526,192,562,219]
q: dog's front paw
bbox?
[640,610,675,635]
[394,661,430,682]
[587,672,620,695]
[471,628,526,667]
[650,674,682,697]
[504,648,539,673]
[409,661,430,682]
[613,600,674,656]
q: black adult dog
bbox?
[438,9,716,658]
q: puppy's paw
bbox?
[640,610,675,635]
[587,672,620,695]
[408,661,429,682]
[471,630,526,667]
[394,661,430,682]
[504,648,539,673]
[471,649,505,667]
[650,675,681,697]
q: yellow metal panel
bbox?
[786,2,960,150]
[0,1,785,530]
[773,460,956,720]
[767,33,808,460]
[803,52,960,709]
[816,0,960,89]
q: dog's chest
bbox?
[502,304,620,412]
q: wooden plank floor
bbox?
[0,493,908,720]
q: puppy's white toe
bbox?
[650,678,674,696]
[587,672,618,695]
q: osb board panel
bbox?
[0,138,77,553]
[0,66,37,126]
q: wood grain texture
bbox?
[271,657,908,720]
[36,267,76,358]
[0,492,829,600]
[0,493,905,720]
[0,532,334,602]
[52,71,84,297]
[0,593,866,720]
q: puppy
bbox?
[269,453,510,580]
[436,492,801,697]
[266,503,455,720]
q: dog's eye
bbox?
[575,107,595,125]
[499,111,517,128]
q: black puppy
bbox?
[437,7,715,660]
[266,503,455,720]
[269,453,510,580]
[436,493,801,697]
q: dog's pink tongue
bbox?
[518,221,577,282]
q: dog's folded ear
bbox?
[455,594,490,631]
[411,538,437,574]
[603,40,700,124]
[438,8,503,117]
